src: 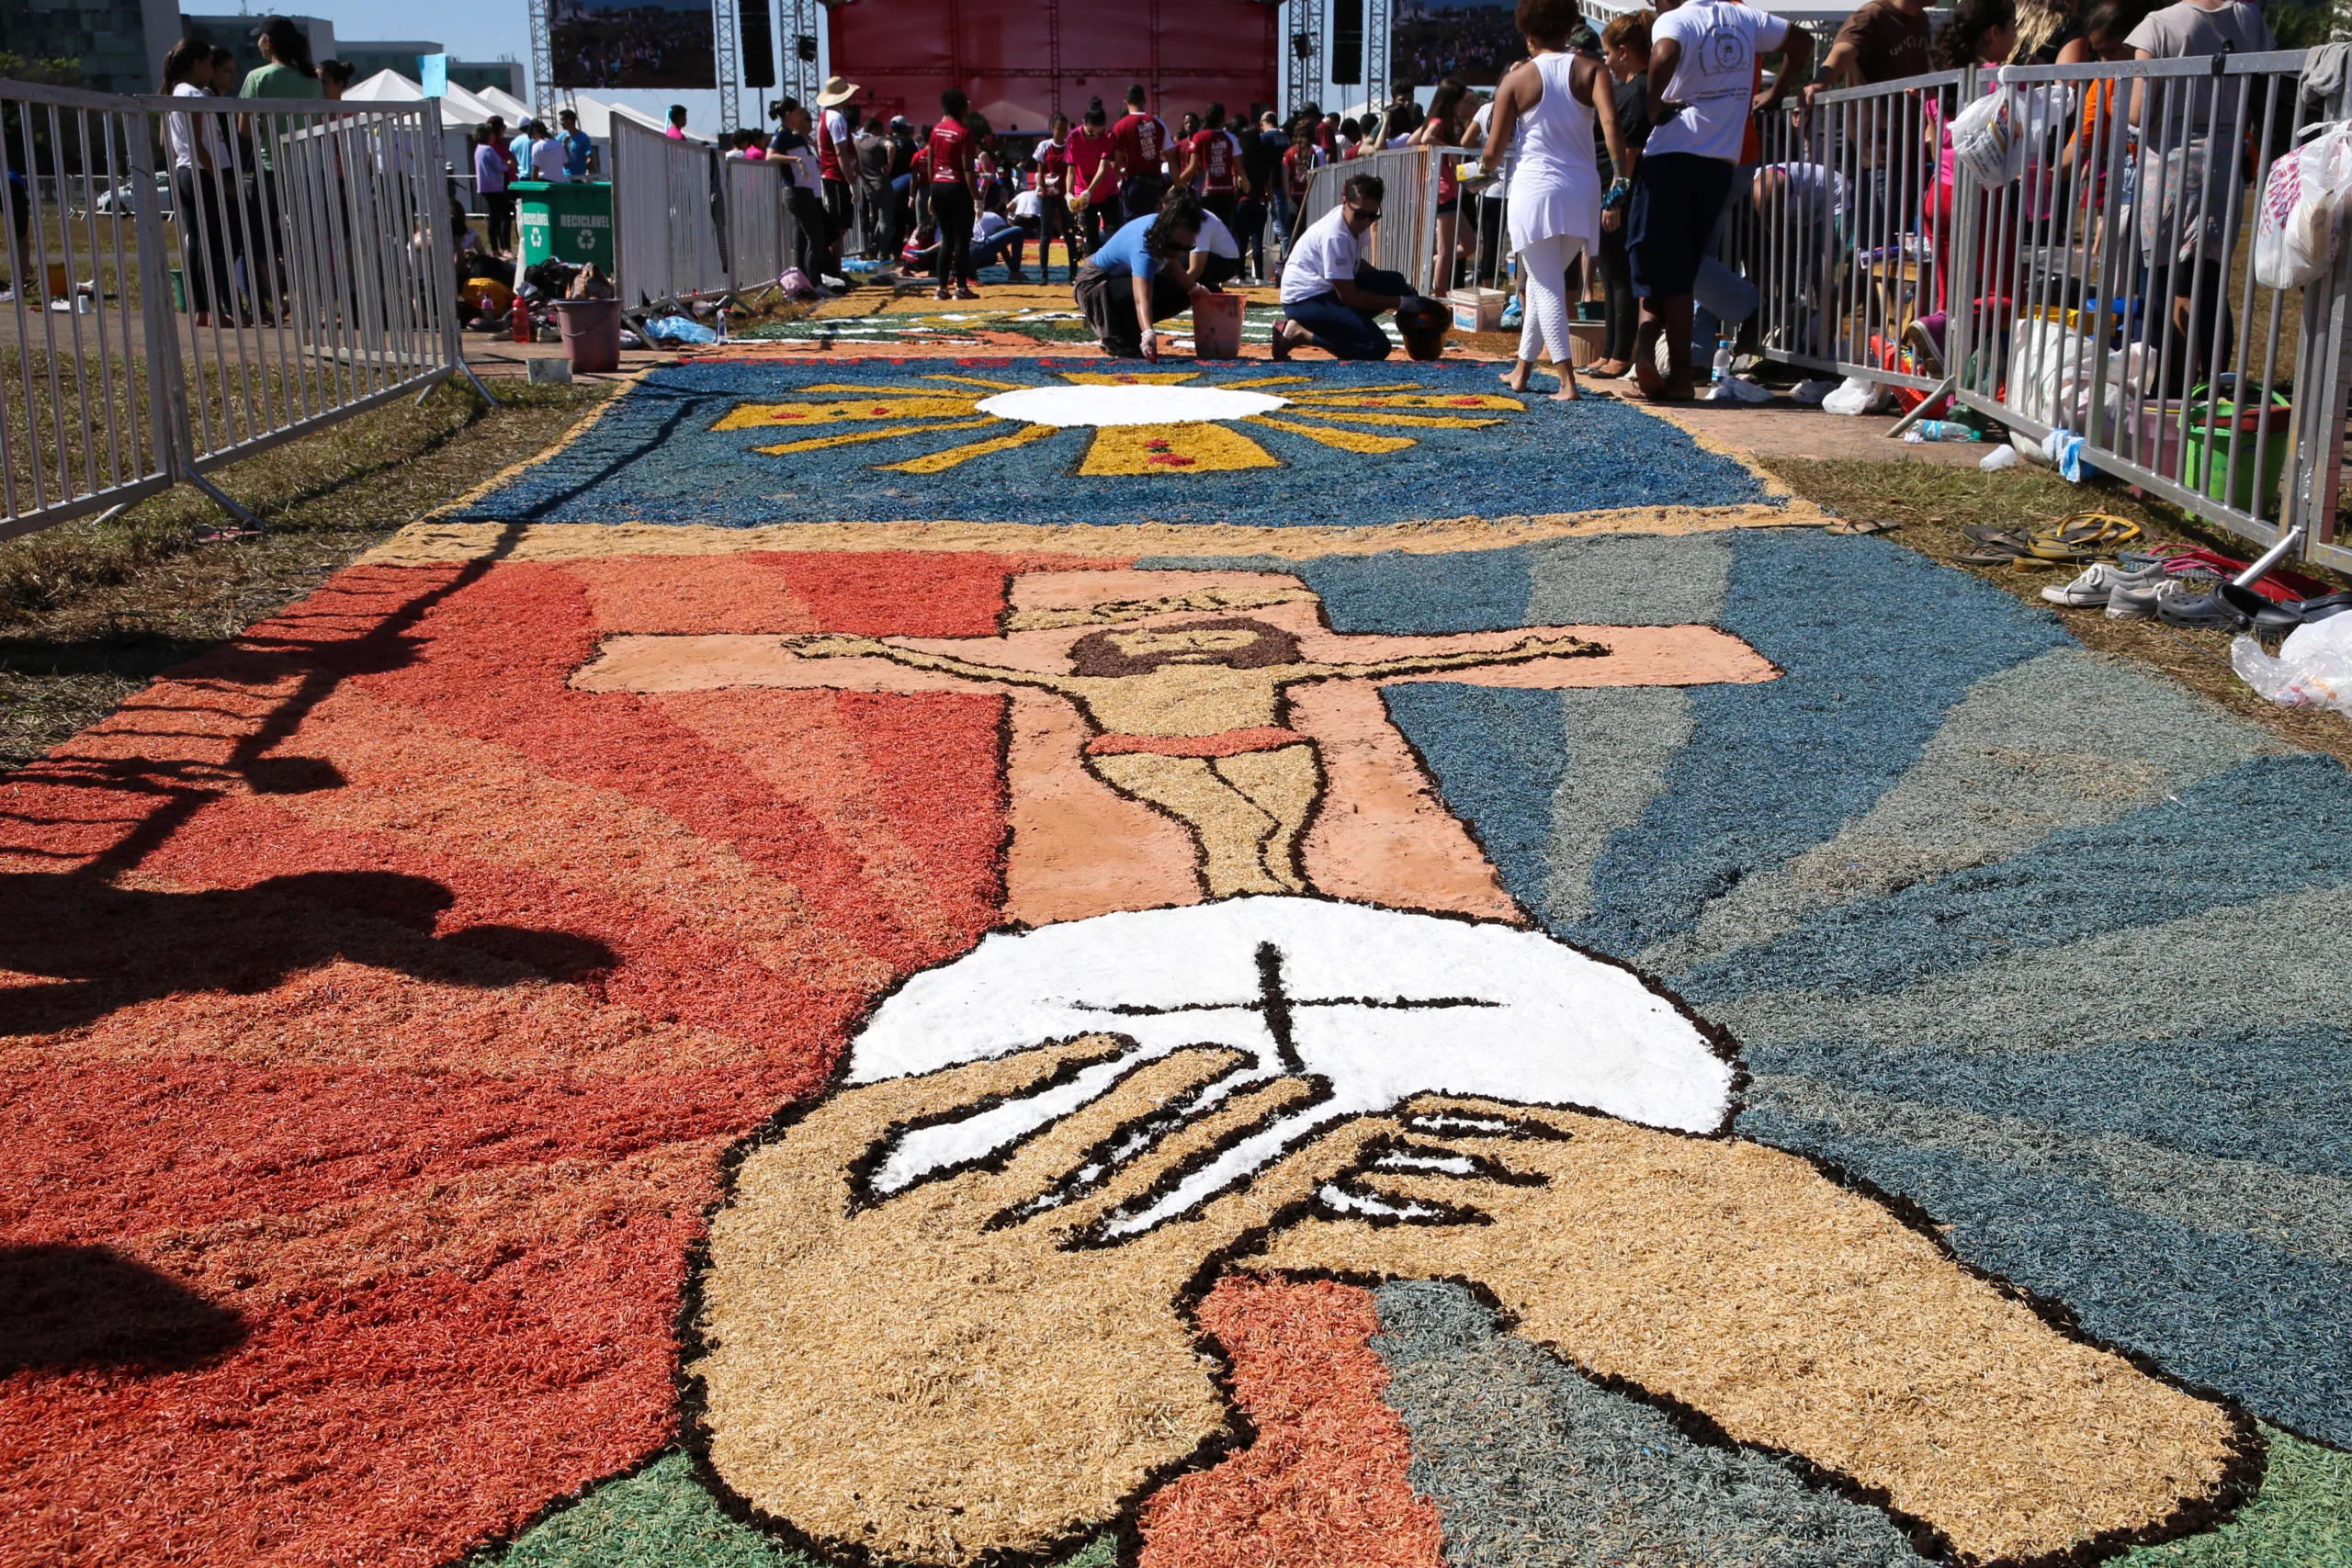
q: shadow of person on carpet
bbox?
[0,870,616,1036]
[0,1244,246,1376]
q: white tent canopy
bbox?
[476,86,534,124]
[342,72,503,130]
[566,94,674,140]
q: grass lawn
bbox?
[0,378,610,768]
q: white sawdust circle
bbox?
[977,384,1290,428]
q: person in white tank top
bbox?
[1474,0,1630,400]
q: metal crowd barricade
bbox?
[1297,145,1450,295]
[723,153,785,295]
[1734,71,1964,392]
[610,116,729,311]
[1,83,176,536]
[2,77,472,541]
[1942,51,2351,565]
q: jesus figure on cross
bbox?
[788,617,1602,898]
[572,567,1781,926]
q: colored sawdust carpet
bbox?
[447,358,1772,527]
[5,414,2350,1568]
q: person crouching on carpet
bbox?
[1272,173,1417,361]
[1074,186,1212,361]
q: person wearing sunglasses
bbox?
[1272,173,1417,361]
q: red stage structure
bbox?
[824,0,1282,133]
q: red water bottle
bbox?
[511,296,530,343]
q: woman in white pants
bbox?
[1475,0,1630,400]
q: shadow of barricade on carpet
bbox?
[0,1244,246,1376]
[0,869,617,1037]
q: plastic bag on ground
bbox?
[644,315,720,344]
[1709,375,1772,404]
[2232,614,2352,716]
[1822,375,1891,416]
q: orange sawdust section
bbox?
[1137,1275,1445,1568]
[0,547,1070,1567]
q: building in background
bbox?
[448,60,526,96]
[5,0,183,93]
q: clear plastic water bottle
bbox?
[1711,339,1732,389]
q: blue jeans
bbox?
[1282,265,1410,360]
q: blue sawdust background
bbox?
[1146,531,2352,1463]
[448,359,1773,527]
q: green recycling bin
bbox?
[513,180,614,274]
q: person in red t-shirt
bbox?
[927,88,980,299]
[1066,99,1118,255]
[1109,83,1171,223]
[1036,112,1081,281]
[1179,102,1248,229]
[813,77,860,273]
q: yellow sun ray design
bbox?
[922,374,1031,390]
[1057,371,1205,386]
[1080,423,1281,475]
[716,397,983,430]
[1280,410,1505,429]
[1288,392,1526,412]
[878,423,1060,474]
[714,370,1537,477]
[754,417,1001,457]
[1243,416,1417,454]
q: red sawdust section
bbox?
[1137,1275,1445,1568]
[350,559,964,978]
[560,554,827,635]
[759,549,1124,637]
[654,689,1012,956]
[0,548,1053,1566]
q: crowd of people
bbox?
[444,0,2284,392]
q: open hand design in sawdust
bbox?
[689,922,2247,1568]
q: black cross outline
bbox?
[1071,942,1500,1074]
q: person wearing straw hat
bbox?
[815,76,862,274]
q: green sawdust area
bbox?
[469,1451,1121,1568]
[0,379,611,770]
[1760,457,2352,769]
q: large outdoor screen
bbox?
[549,0,718,90]
[1393,0,1521,85]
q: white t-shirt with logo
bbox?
[1191,209,1239,259]
[1643,0,1790,164]
[1280,204,1361,303]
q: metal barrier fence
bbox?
[1719,51,2352,573]
[1297,145,1451,295]
[1944,51,2352,570]
[610,116,729,311]
[2,78,472,540]
[723,154,785,298]
[1737,73,1965,393]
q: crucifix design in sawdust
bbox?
[572,567,1782,926]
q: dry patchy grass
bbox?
[0,378,610,768]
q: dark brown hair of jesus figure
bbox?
[787,617,1602,897]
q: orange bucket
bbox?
[1192,290,1242,359]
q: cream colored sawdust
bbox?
[362,502,1823,566]
[692,1040,1385,1568]
[1252,1096,2243,1565]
